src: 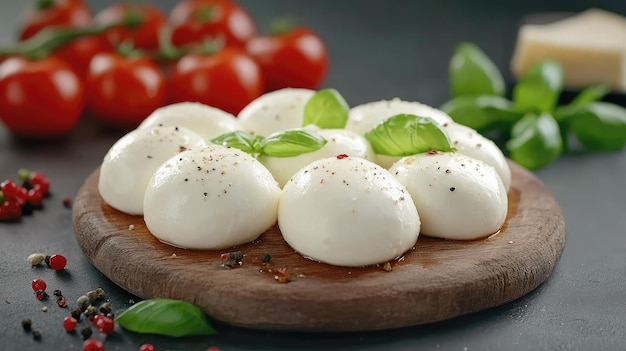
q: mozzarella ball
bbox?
[345,98,453,136]
[279,156,420,267]
[143,145,281,250]
[259,128,377,187]
[98,126,207,215]
[390,152,507,240]
[443,122,512,190]
[138,102,241,140]
[237,88,315,136]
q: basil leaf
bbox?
[116,299,217,337]
[303,88,349,129]
[364,114,455,156]
[211,131,263,155]
[569,85,610,107]
[449,42,505,98]
[261,130,327,157]
[513,60,563,114]
[560,102,626,151]
[440,95,521,131]
[506,113,563,170]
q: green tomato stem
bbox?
[0,16,143,60]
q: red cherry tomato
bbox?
[168,47,263,115]
[246,27,328,91]
[169,0,256,48]
[85,52,167,128]
[19,0,92,41]
[53,35,112,77]
[95,3,166,51]
[0,56,85,138]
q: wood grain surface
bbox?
[72,161,566,332]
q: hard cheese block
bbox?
[511,8,626,90]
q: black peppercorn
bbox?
[32,329,42,340]
[261,253,271,263]
[21,318,32,331]
[70,307,81,321]
[80,326,92,340]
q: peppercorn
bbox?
[21,318,32,331]
[56,296,68,308]
[27,253,46,266]
[85,305,98,321]
[53,289,62,297]
[32,329,42,340]
[80,326,92,340]
[70,307,82,321]
[62,197,71,208]
[77,295,90,311]
[99,302,112,315]
[261,253,271,263]
[35,290,48,301]
[44,255,51,266]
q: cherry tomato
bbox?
[0,55,85,138]
[85,52,166,128]
[169,0,256,48]
[19,0,92,41]
[53,35,112,77]
[168,47,263,115]
[246,27,328,91]
[95,3,166,51]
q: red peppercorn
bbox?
[57,296,68,308]
[63,316,78,332]
[29,172,50,196]
[48,254,67,270]
[31,279,47,292]
[139,344,156,351]
[27,188,44,207]
[35,289,48,301]
[336,154,349,159]
[0,200,22,221]
[94,315,114,335]
[83,338,105,351]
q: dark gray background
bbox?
[1,1,625,350]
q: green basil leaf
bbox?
[506,113,562,170]
[303,88,349,129]
[210,131,263,155]
[561,102,626,151]
[116,299,217,337]
[364,114,455,156]
[513,60,563,114]
[569,85,610,107]
[440,95,521,130]
[449,42,506,98]
[261,130,327,157]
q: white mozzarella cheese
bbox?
[345,98,453,136]
[98,126,207,215]
[143,145,281,250]
[259,128,377,187]
[443,122,511,190]
[237,88,315,137]
[389,152,507,240]
[138,102,241,140]
[278,156,420,267]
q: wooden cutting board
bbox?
[73,161,565,332]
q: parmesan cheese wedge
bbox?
[511,8,626,90]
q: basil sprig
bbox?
[364,114,455,156]
[302,88,349,129]
[116,299,217,337]
[442,41,626,170]
[211,130,327,158]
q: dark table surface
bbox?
[1,1,625,350]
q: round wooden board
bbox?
[73,161,565,332]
